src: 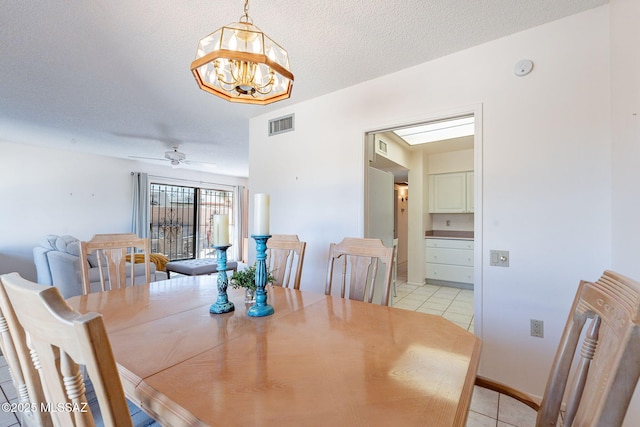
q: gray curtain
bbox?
[235,185,247,261]
[131,172,149,239]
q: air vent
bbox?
[268,114,294,136]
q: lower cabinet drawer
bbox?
[426,263,474,284]
[426,238,473,250]
[426,248,473,266]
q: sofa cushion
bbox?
[40,234,59,250]
[66,241,80,257]
[54,235,79,253]
[87,253,100,267]
[33,246,53,285]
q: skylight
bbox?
[393,116,474,145]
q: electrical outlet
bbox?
[531,319,544,338]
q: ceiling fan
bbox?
[129,146,216,168]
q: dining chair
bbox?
[266,234,307,290]
[79,233,152,295]
[0,272,159,427]
[0,277,52,427]
[475,270,640,427]
[325,237,395,306]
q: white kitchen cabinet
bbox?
[428,171,474,213]
[425,238,474,285]
[466,172,474,213]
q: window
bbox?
[150,183,234,261]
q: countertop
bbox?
[425,230,474,240]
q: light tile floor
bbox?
[393,278,475,332]
[0,354,158,427]
[392,263,539,427]
[0,355,20,427]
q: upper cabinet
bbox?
[429,171,474,213]
[466,172,474,213]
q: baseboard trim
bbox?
[425,279,474,290]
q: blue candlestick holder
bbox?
[248,235,274,317]
[209,244,235,314]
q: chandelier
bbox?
[190,0,294,105]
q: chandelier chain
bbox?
[243,0,250,21]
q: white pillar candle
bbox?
[254,193,270,235]
[213,214,229,246]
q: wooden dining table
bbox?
[67,276,481,426]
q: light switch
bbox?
[490,250,509,267]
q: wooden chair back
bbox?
[325,237,395,305]
[476,270,640,426]
[1,272,134,427]
[0,276,52,427]
[266,234,306,290]
[80,233,151,295]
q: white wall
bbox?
[0,140,247,282]
[374,134,411,169]
[611,0,640,277]
[610,0,640,424]
[410,149,428,284]
[427,148,474,175]
[251,2,616,413]
[431,213,474,232]
[394,184,408,264]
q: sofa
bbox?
[33,234,167,298]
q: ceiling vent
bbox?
[268,114,294,136]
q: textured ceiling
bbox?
[0,0,607,177]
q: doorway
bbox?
[364,105,483,335]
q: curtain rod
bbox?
[131,172,238,191]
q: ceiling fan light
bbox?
[165,148,186,163]
[190,2,293,105]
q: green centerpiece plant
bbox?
[230,263,276,302]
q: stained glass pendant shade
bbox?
[190,1,294,105]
